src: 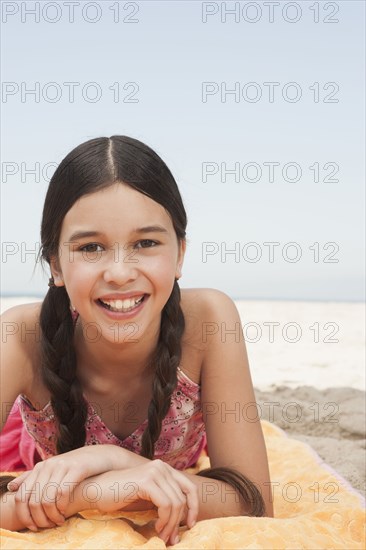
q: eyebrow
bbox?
[67,226,169,242]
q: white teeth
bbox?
[100,296,144,312]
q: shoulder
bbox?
[1,301,42,337]
[0,302,44,428]
[2,299,43,333]
[181,287,239,328]
[1,301,43,374]
[180,288,240,351]
[180,287,235,313]
[1,300,43,316]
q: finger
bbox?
[169,526,182,547]
[167,505,185,546]
[40,469,67,525]
[7,471,32,491]
[39,474,66,526]
[150,466,186,540]
[26,466,67,529]
[28,502,58,531]
[154,476,186,543]
[171,473,199,529]
[140,480,172,539]
[19,461,62,528]
[160,480,185,540]
[14,479,42,531]
[48,463,90,516]
[13,467,45,530]
[54,471,82,515]
[28,480,59,528]
[36,464,84,519]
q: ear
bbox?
[175,239,186,280]
[49,256,64,287]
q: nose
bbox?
[103,244,139,286]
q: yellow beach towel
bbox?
[1,420,365,549]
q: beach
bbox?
[1,296,365,499]
[234,299,365,499]
[255,385,365,499]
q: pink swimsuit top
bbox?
[17,366,207,470]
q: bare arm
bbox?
[1,463,197,547]
[0,306,32,432]
[195,290,274,517]
[0,464,264,534]
[122,471,259,519]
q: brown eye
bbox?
[136,240,158,249]
[79,243,103,253]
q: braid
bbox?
[39,285,87,454]
[140,280,185,459]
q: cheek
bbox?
[62,253,99,287]
[147,254,177,279]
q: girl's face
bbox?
[50,182,186,344]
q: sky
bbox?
[1,0,365,301]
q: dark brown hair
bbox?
[1,136,265,516]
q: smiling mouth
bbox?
[97,295,146,313]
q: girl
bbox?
[0,136,273,545]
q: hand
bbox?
[94,459,199,546]
[8,445,125,531]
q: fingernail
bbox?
[190,520,196,528]
[7,483,15,491]
[173,535,180,544]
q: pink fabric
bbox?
[16,367,207,470]
[0,401,41,472]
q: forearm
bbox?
[181,472,251,521]
[182,467,273,521]
[65,471,243,521]
[0,480,97,531]
[0,453,273,532]
[106,468,273,520]
[0,450,155,531]
[109,449,273,519]
[110,445,150,470]
[0,472,146,531]
[103,472,258,520]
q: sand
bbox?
[255,385,365,499]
